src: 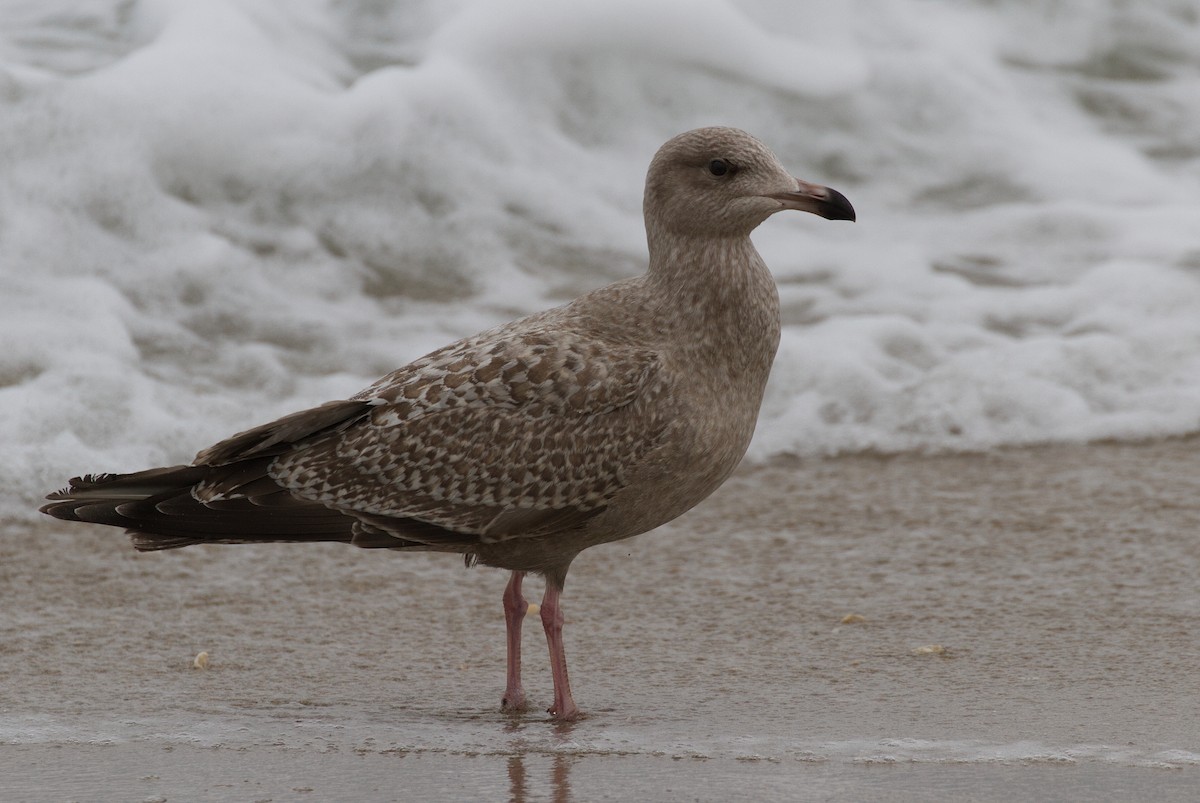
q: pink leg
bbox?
[501,571,528,712]
[540,583,581,721]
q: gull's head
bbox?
[643,127,854,240]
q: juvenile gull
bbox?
[42,127,855,721]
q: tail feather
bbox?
[41,401,480,554]
[37,397,377,551]
[41,464,356,551]
[46,466,208,502]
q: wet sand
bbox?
[3,440,1199,801]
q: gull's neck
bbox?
[644,227,782,382]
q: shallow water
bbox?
[5,440,1198,800]
[9,747,1200,802]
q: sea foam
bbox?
[2,0,1199,518]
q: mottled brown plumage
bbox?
[42,127,855,720]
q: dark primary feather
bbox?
[195,399,375,465]
[43,465,354,550]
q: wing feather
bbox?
[270,327,668,539]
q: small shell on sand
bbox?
[912,644,946,655]
[527,603,540,616]
[193,651,210,669]
[840,614,866,624]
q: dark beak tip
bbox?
[821,187,856,222]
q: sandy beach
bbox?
[3,439,1198,801]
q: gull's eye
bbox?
[708,159,733,177]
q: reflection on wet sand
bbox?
[506,750,573,803]
[502,716,580,803]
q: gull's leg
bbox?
[501,571,528,712]
[540,583,581,721]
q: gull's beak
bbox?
[765,179,856,222]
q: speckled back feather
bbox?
[267,315,669,540]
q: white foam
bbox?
[3,0,1200,518]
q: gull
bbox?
[42,127,855,720]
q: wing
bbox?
[266,325,669,542]
[195,399,375,466]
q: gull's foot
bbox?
[547,702,584,722]
[501,691,528,713]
